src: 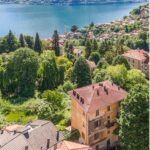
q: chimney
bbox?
[13,130,16,135]
[112,82,114,86]
[77,94,80,99]
[25,146,28,150]
[80,97,84,104]
[99,83,103,86]
[118,86,120,90]
[97,89,99,96]
[56,131,59,141]
[92,85,94,89]
[73,90,76,96]
[46,139,50,149]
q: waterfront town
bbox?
[0,3,149,150]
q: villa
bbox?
[122,49,149,77]
[68,80,127,150]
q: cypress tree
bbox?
[85,40,92,58]
[19,34,26,47]
[34,32,42,54]
[72,56,91,87]
[52,30,60,56]
[6,30,18,52]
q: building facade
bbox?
[122,49,149,77]
[68,80,127,150]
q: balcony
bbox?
[88,117,106,135]
[105,121,116,128]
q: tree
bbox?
[71,25,78,32]
[19,34,26,47]
[89,22,94,28]
[24,35,34,49]
[106,64,127,87]
[89,52,100,64]
[125,69,148,90]
[38,51,59,91]
[42,90,64,111]
[85,40,92,58]
[112,55,130,69]
[5,30,18,52]
[52,30,60,56]
[5,48,39,97]
[92,39,98,51]
[34,32,42,54]
[93,69,110,83]
[72,57,91,87]
[119,84,149,150]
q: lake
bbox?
[0,3,145,38]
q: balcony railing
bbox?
[88,117,106,135]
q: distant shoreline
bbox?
[0,1,147,6]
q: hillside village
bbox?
[0,3,149,150]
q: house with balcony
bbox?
[68,80,127,150]
[122,49,149,78]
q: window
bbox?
[107,130,110,134]
[96,110,99,116]
[95,145,99,150]
[94,133,99,140]
[107,106,110,111]
[94,120,101,128]
[94,121,99,128]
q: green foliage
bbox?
[89,51,100,64]
[125,69,148,90]
[106,65,127,87]
[112,55,130,69]
[0,30,19,53]
[6,111,37,125]
[93,69,110,83]
[4,48,39,97]
[24,35,34,49]
[19,34,26,47]
[85,40,92,58]
[52,30,60,56]
[119,84,149,150]
[34,32,42,54]
[71,25,78,32]
[38,51,59,91]
[73,57,92,87]
[91,39,98,51]
[42,90,64,111]
[62,80,76,92]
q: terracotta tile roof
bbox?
[122,49,149,64]
[58,140,91,150]
[68,80,127,113]
[0,120,64,150]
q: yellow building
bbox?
[122,49,149,78]
[68,80,127,150]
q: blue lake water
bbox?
[0,3,145,38]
